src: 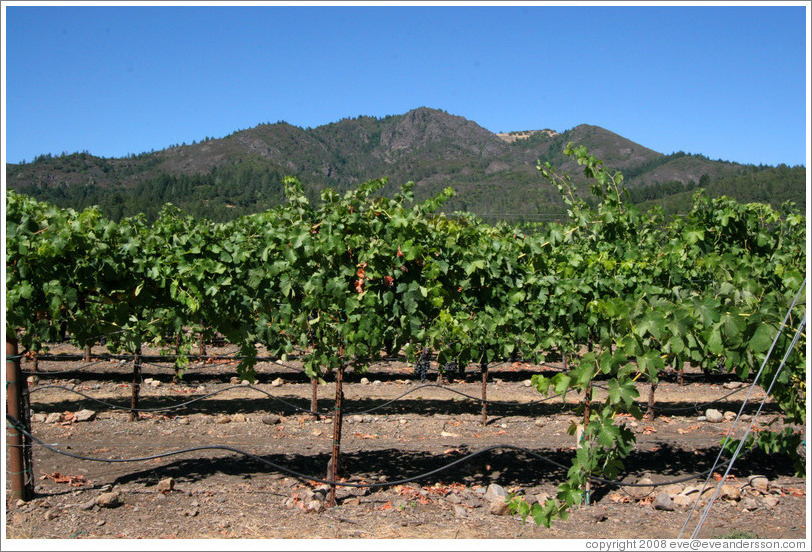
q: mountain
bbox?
[5,107,806,222]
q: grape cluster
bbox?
[702,354,727,375]
[414,347,432,382]
[442,361,462,381]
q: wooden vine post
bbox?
[20,372,35,495]
[311,378,319,419]
[6,335,34,501]
[130,342,142,421]
[327,349,348,507]
[28,350,39,385]
[645,381,657,420]
[480,359,488,426]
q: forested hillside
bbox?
[6,107,806,222]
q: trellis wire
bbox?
[688,315,806,539]
[677,278,806,539]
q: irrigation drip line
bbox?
[20,350,555,372]
[21,354,133,363]
[21,359,111,376]
[28,381,565,417]
[4,414,733,492]
[29,352,250,363]
[139,361,187,370]
[268,360,309,373]
[348,383,486,414]
[28,384,315,415]
[348,383,565,415]
[652,386,748,413]
[590,382,749,414]
[139,359,240,371]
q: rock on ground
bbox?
[721,484,741,501]
[489,498,511,516]
[630,477,655,499]
[157,478,175,493]
[95,491,123,508]
[262,414,281,425]
[653,492,675,511]
[484,483,507,502]
[673,494,694,509]
[705,409,724,423]
[74,409,96,422]
[748,475,769,492]
[763,495,780,509]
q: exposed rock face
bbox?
[377,107,508,159]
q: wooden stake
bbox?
[27,350,39,386]
[20,367,35,495]
[130,343,141,421]
[645,381,657,420]
[311,377,318,419]
[6,336,33,501]
[328,361,345,507]
[480,359,488,426]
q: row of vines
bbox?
[5,144,806,527]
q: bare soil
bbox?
[4,343,807,542]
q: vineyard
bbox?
[4,145,807,539]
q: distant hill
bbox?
[5,107,806,222]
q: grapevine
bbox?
[4,144,804,528]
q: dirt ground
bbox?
[4,342,808,543]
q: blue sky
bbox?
[3,2,810,167]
